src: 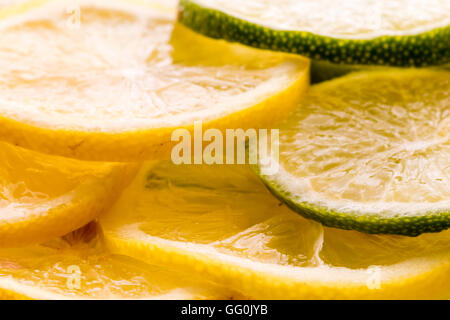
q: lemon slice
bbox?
[0,223,238,299]
[0,0,309,161]
[257,69,450,236]
[179,0,450,67]
[100,162,450,299]
[0,141,134,247]
[0,0,24,7]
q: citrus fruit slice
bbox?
[0,0,309,161]
[0,0,24,7]
[178,0,450,67]
[0,223,238,299]
[256,69,450,236]
[100,162,450,299]
[0,141,134,247]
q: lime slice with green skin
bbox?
[256,69,450,236]
[178,0,450,67]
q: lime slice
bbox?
[0,0,308,161]
[0,223,238,299]
[256,69,449,236]
[179,0,450,67]
[100,162,450,299]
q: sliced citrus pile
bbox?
[256,69,449,236]
[179,0,450,68]
[100,162,450,299]
[0,141,134,248]
[0,0,309,161]
[0,223,238,299]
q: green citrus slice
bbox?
[256,69,449,236]
[178,0,450,67]
[0,0,308,161]
[100,162,450,299]
[0,223,239,299]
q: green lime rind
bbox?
[311,61,450,83]
[310,60,367,83]
[178,0,450,67]
[252,165,450,237]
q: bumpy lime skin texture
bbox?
[253,166,450,237]
[178,0,450,67]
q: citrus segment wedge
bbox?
[257,69,450,236]
[0,141,134,247]
[0,223,238,299]
[0,0,309,161]
[178,0,450,67]
[100,162,450,299]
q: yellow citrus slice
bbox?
[0,0,24,7]
[148,0,178,12]
[0,223,239,299]
[0,0,309,161]
[0,141,134,248]
[100,162,450,299]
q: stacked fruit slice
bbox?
[0,223,240,299]
[0,0,308,161]
[99,162,450,299]
[179,0,450,66]
[0,0,448,300]
[0,142,134,247]
[178,0,449,81]
[256,69,450,236]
